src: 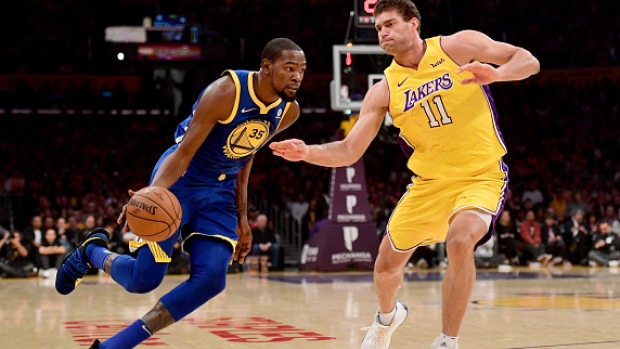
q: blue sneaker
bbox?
[55,228,109,295]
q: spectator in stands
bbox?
[288,192,309,226]
[519,210,552,266]
[567,191,590,217]
[0,230,38,278]
[562,209,591,266]
[588,221,620,267]
[587,213,601,235]
[38,228,67,273]
[43,215,56,231]
[493,210,520,265]
[610,208,620,235]
[409,244,438,269]
[602,205,617,227]
[64,216,82,250]
[521,180,544,208]
[56,217,74,253]
[103,220,126,255]
[251,214,280,271]
[22,215,43,248]
[81,214,97,243]
[168,235,190,275]
[541,213,569,266]
[474,236,506,269]
[548,189,568,221]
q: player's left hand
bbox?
[234,218,252,263]
[458,61,501,85]
[117,189,136,233]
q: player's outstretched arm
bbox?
[270,79,389,167]
[443,30,540,85]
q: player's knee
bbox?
[446,234,476,258]
[126,272,164,293]
[195,264,227,296]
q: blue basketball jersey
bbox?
[173,69,290,182]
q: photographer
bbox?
[0,230,38,278]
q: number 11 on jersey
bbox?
[421,95,453,128]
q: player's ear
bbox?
[411,17,418,31]
[261,59,272,74]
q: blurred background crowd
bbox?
[1,0,619,277]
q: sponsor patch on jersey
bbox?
[223,119,271,159]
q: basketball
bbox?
[125,186,182,242]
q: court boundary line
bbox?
[506,339,620,349]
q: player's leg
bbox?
[374,237,414,316]
[103,234,178,293]
[55,227,178,295]
[360,237,413,349]
[94,236,232,349]
[437,210,490,342]
[433,167,507,349]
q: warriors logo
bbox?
[223,119,271,159]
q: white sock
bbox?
[378,306,396,325]
[440,333,458,341]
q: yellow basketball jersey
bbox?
[384,36,507,179]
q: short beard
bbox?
[277,90,297,102]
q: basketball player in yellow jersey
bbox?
[270,1,539,348]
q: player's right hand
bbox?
[269,138,309,161]
[117,189,136,232]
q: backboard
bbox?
[330,45,389,112]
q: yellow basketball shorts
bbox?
[386,162,508,251]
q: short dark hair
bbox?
[375,0,422,34]
[261,38,303,63]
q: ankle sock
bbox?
[378,306,396,325]
[440,333,458,341]
[85,243,113,271]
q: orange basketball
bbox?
[125,186,182,242]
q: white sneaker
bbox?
[431,337,459,349]
[360,301,408,349]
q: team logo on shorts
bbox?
[223,119,271,159]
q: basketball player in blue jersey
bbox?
[55,38,306,348]
[270,1,539,348]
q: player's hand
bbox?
[458,61,501,85]
[117,189,136,233]
[269,139,309,161]
[234,218,252,263]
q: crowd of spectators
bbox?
[1,0,619,112]
[1,0,620,276]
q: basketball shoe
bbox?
[431,336,459,349]
[360,301,408,349]
[55,228,109,295]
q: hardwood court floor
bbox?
[1,266,620,348]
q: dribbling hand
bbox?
[117,189,136,233]
[458,61,501,85]
[269,138,309,161]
